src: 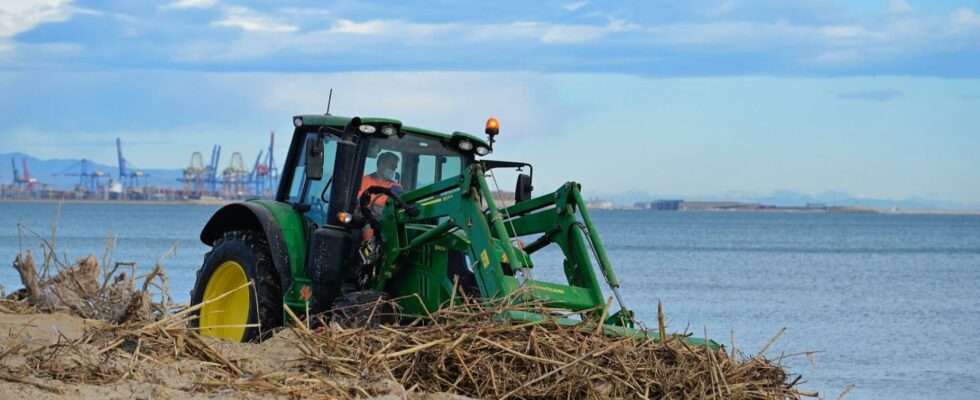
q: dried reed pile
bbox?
[1,274,407,399]
[2,215,814,399]
[5,218,174,323]
[296,294,816,400]
[3,291,815,399]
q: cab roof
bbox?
[293,114,490,147]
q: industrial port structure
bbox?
[1,131,279,202]
[178,131,278,200]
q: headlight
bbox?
[358,125,377,134]
[380,125,396,136]
[293,118,303,127]
[337,212,352,225]
[475,146,489,156]
[457,140,474,151]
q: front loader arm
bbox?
[367,164,633,326]
[370,165,522,299]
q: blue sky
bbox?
[1,0,979,205]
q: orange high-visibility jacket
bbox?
[359,173,402,210]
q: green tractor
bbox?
[190,113,713,347]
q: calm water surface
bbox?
[1,202,978,399]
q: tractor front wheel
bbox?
[190,230,282,342]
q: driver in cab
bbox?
[359,152,402,214]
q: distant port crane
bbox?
[116,138,148,193]
[250,131,278,198]
[179,144,222,197]
[208,145,221,194]
[179,131,279,199]
[9,159,18,186]
[221,152,248,198]
[53,159,108,193]
[12,158,39,191]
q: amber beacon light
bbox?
[485,118,500,136]
[485,117,500,152]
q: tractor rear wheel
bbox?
[190,230,282,342]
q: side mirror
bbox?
[515,173,533,203]
[305,136,324,180]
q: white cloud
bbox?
[328,19,391,35]
[0,0,75,38]
[540,19,637,44]
[280,7,332,17]
[541,24,606,43]
[161,0,218,10]
[326,19,458,39]
[703,0,737,17]
[212,6,298,33]
[643,21,813,48]
[887,0,913,14]
[185,17,843,62]
[174,6,980,72]
[631,13,978,68]
[950,8,980,30]
[248,71,560,140]
[807,48,864,65]
[561,2,588,12]
[320,17,632,44]
[820,25,867,39]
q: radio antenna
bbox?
[325,88,334,115]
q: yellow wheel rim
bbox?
[200,261,251,341]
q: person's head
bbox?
[376,152,399,180]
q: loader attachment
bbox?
[365,163,719,348]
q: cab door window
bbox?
[416,155,462,188]
[303,138,339,224]
[286,134,311,203]
[286,133,338,226]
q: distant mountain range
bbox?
[1,152,186,190]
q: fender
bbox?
[200,201,308,296]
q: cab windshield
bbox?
[361,133,467,194]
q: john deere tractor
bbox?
[190,114,713,347]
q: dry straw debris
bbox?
[1,213,816,399]
[299,294,816,400]
[7,218,173,323]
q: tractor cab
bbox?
[273,115,497,312]
[279,115,485,227]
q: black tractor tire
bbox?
[329,291,395,328]
[190,230,283,342]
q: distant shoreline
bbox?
[0,198,231,206]
[877,209,980,216]
[3,198,979,215]
[612,208,980,216]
